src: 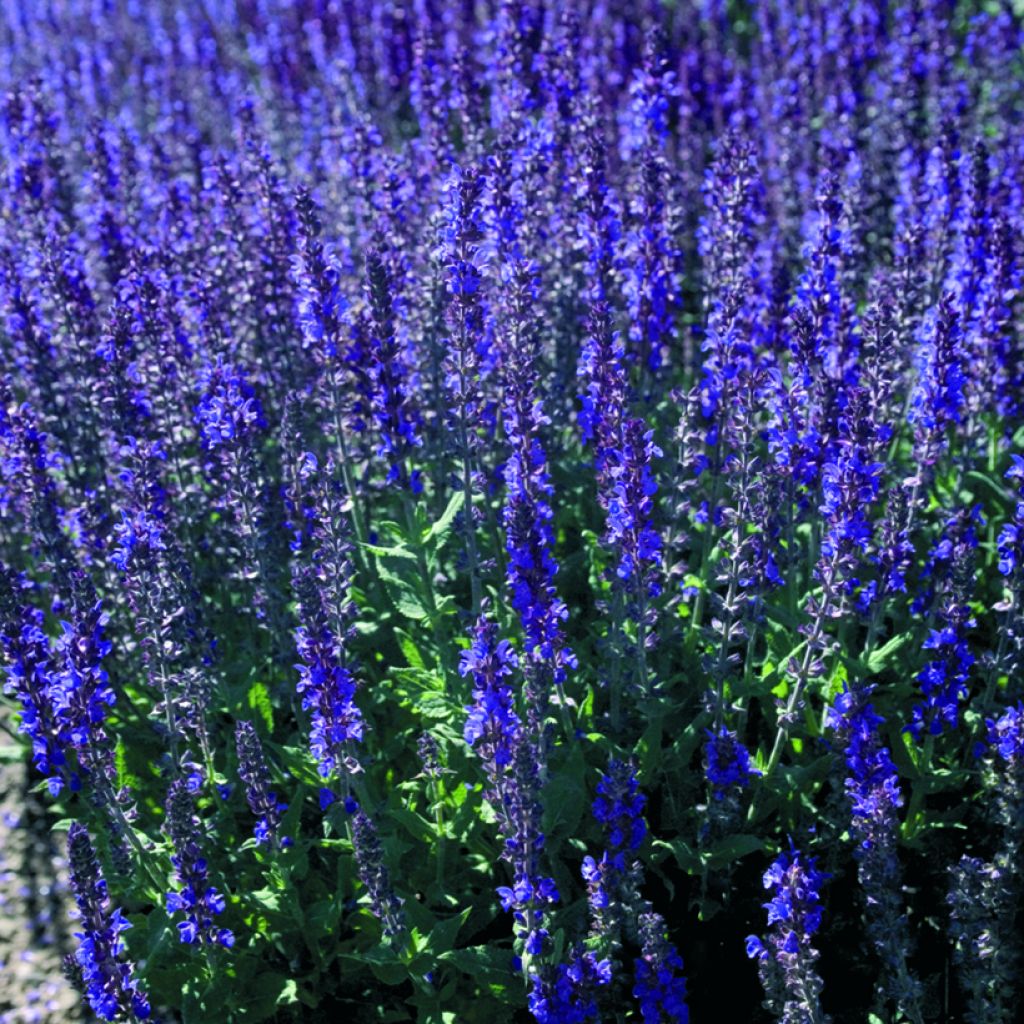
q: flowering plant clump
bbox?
[1,2,1024,1023]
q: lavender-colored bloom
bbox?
[194,357,271,604]
[580,850,616,916]
[439,163,489,608]
[996,456,1024,580]
[0,382,76,588]
[527,950,611,1024]
[828,687,922,1015]
[416,731,441,779]
[746,847,830,1024]
[194,359,266,452]
[910,294,966,465]
[292,186,347,360]
[462,614,557,957]
[704,728,759,801]
[697,130,762,420]
[577,303,627,475]
[67,823,150,1022]
[1,598,71,795]
[294,565,365,785]
[498,250,576,700]
[581,760,652,956]
[576,108,627,466]
[51,590,113,753]
[976,214,1022,419]
[235,720,288,849]
[461,615,520,767]
[910,612,975,739]
[439,162,489,432]
[502,412,571,680]
[164,780,233,948]
[987,704,1024,772]
[365,249,422,491]
[828,689,902,853]
[947,704,1024,1024]
[605,418,662,599]
[858,484,916,613]
[592,759,647,857]
[633,912,689,1023]
[818,447,883,567]
[351,808,405,942]
[791,166,852,389]
[621,42,678,375]
[985,703,1024,853]
[301,457,359,648]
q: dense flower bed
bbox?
[1,2,1023,1022]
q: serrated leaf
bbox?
[114,735,138,791]
[395,628,425,669]
[376,559,418,590]
[395,592,429,621]
[247,681,274,732]
[363,542,418,560]
[424,490,465,544]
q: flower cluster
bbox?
[351,808,406,942]
[67,823,150,1022]
[462,614,558,958]
[234,720,288,849]
[704,728,759,802]
[1,2,1024,1022]
[294,564,364,797]
[828,687,921,1016]
[605,418,662,599]
[746,848,830,1024]
[634,912,689,1024]
[527,951,612,1024]
[164,780,233,948]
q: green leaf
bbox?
[390,805,437,844]
[653,837,701,872]
[239,972,300,1021]
[427,907,471,957]
[424,490,465,544]
[362,542,418,560]
[248,888,283,914]
[396,628,426,669]
[704,834,764,866]
[375,560,430,620]
[964,469,1009,503]
[542,745,587,839]
[247,681,274,732]
[395,592,430,621]
[114,735,138,790]
[865,633,912,674]
[438,945,513,985]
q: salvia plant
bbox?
[0,2,1022,1023]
